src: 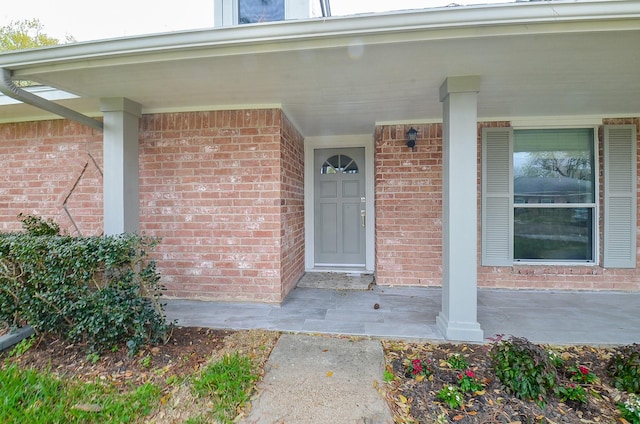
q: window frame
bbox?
[215,0,313,26]
[481,126,601,267]
[512,127,599,265]
[482,124,637,269]
[238,0,285,24]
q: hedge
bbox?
[0,215,171,354]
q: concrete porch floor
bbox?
[164,286,640,345]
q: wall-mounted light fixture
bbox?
[406,127,418,152]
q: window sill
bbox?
[513,260,597,267]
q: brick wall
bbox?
[139,109,304,302]
[3,113,636,297]
[0,120,103,235]
[279,112,305,298]
[375,120,640,291]
[374,124,443,286]
[0,108,304,303]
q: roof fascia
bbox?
[0,0,638,76]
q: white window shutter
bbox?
[603,125,637,268]
[482,127,513,266]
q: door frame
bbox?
[304,134,375,272]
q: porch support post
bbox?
[100,97,142,235]
[436,76,484,342]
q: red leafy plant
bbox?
[556,382,587,403]
[404,358,433,379]
[458,369,484,393]
[568,364,597,384]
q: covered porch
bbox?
[0,1,638,343]
[164,286,640,345]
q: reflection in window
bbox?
[513,128,595,262]
[514,208,593,261]
[320,155,359,174]
[239,0,285,24]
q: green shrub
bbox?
[18,213,60,236]
[556,383,587,404]
[436,385,465,409]
[607,344,640,394]
[457,369,483,393]
[490,336,558,405]
[618,393,640,424]
[566,364,597,384]
[546,349,565,368]
[0,214,170,354]
[446,353,469,370]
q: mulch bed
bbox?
[0,327,232,387]
[0,327,281,422]
[383,340,627,423]
[1,326,633,423]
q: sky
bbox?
[1,0,511,42]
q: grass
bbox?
[0,363,160,423]
[192,353,259,424]
[0,350,259,423]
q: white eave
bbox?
[2,1,638,70]
[0,0,639,135]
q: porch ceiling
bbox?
[0,1,639,136]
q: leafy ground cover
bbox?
[2,325,637,423]
[383,339,635,423]
[0,327,279,423]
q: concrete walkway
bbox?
[165,286,640,345]
[239,334,393,424]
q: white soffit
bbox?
[2,1,638,72]
[0,1,638,135]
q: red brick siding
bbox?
[375,120,640,291]
[476,119,640,291]
[0,120,103,235]
[3,113,636,297]
[140,109,287,302]
[279,112,305,298]
[374,124,443,286]
[1,109,304,303]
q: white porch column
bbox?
[100,98,142,235]
[436,76,484,342]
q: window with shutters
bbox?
[513,129,596,262]
[482,125,636,268]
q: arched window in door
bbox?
[319,155,359,175]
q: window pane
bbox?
[514,208,593,261]
[514,129,594,204]
[320,155,358,174]
[239,0,285,24]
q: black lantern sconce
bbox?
[406,127,418,152]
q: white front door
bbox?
[314,148,366,267]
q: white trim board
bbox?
[304,134,375,273]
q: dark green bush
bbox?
[490,336,558,405]
[0,214,170,354]
[17,213,60,236]
[607,344,640,394]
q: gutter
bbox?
[1,1,639,73]
[0,68,103,130]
